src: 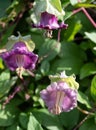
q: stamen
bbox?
[51,104,61,114]
[15,54,25,79]
[52,91,65,114]
[44,30,53,38]
[16,67,24,79]
[15,54,24,67]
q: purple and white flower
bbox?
[32,12,68,30]
[1,41,38,78]
[40,81,77,115]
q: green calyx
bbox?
[49,71,79,90]
[34,0,65,21]
[6,32,35,52]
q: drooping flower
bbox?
[40,81,77,114]
[1,42,38,79]
[33,12,68,30]
[32,12,68,38]
[40,71,79,114]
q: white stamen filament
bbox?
[15,54,25,79]
[16,67,24,79]
[16,54,24,67]
[52,91,65,114]
[44,30,53,38]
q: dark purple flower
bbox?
[32,12,68,30]
[40,81,77,115]
[1,42,38,78]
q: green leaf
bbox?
[59,109,79,130]
[6,0,19,13]
[30,29,45,49]
[40,60,50,75]
[32,109,63,130]
[38,39,61,61]
[61,0,70,8]
[6,124,23,130]
[64,11,73,21]
[0,58,4,69]
[50,0,62,12]
[76,3,96,8]
[51,42,86,74]
[85,32,96,44]
[64,19,82,41]
[6,0,25,18]
[80,63,96,79]
[77,91,91,108]
[90,76,96,101]
[0,69,10,80]
[70,0,78,5]
[0,1,11,18]
[0,24,16,48]
[0,70,17,98]
[34,0,65,19]
[0,101,20,127]
[79,118,96,130]
[94,112,96,124]
[27,113,43,130]
[19,113,29,129]
[70,0,86,6]
[75,11,94,32]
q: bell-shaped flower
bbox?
[32,12,68,30]
[1,42,38,79]
[40,81,77,115]
[40,71,79,114]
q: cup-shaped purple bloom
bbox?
[40,81,77,115]
[32,12,68,30]
[1,42,38,78]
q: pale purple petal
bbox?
[62,89,77,111]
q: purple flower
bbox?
[1,42,38,78]
[32,12,68,30]
[40,81,77,115]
